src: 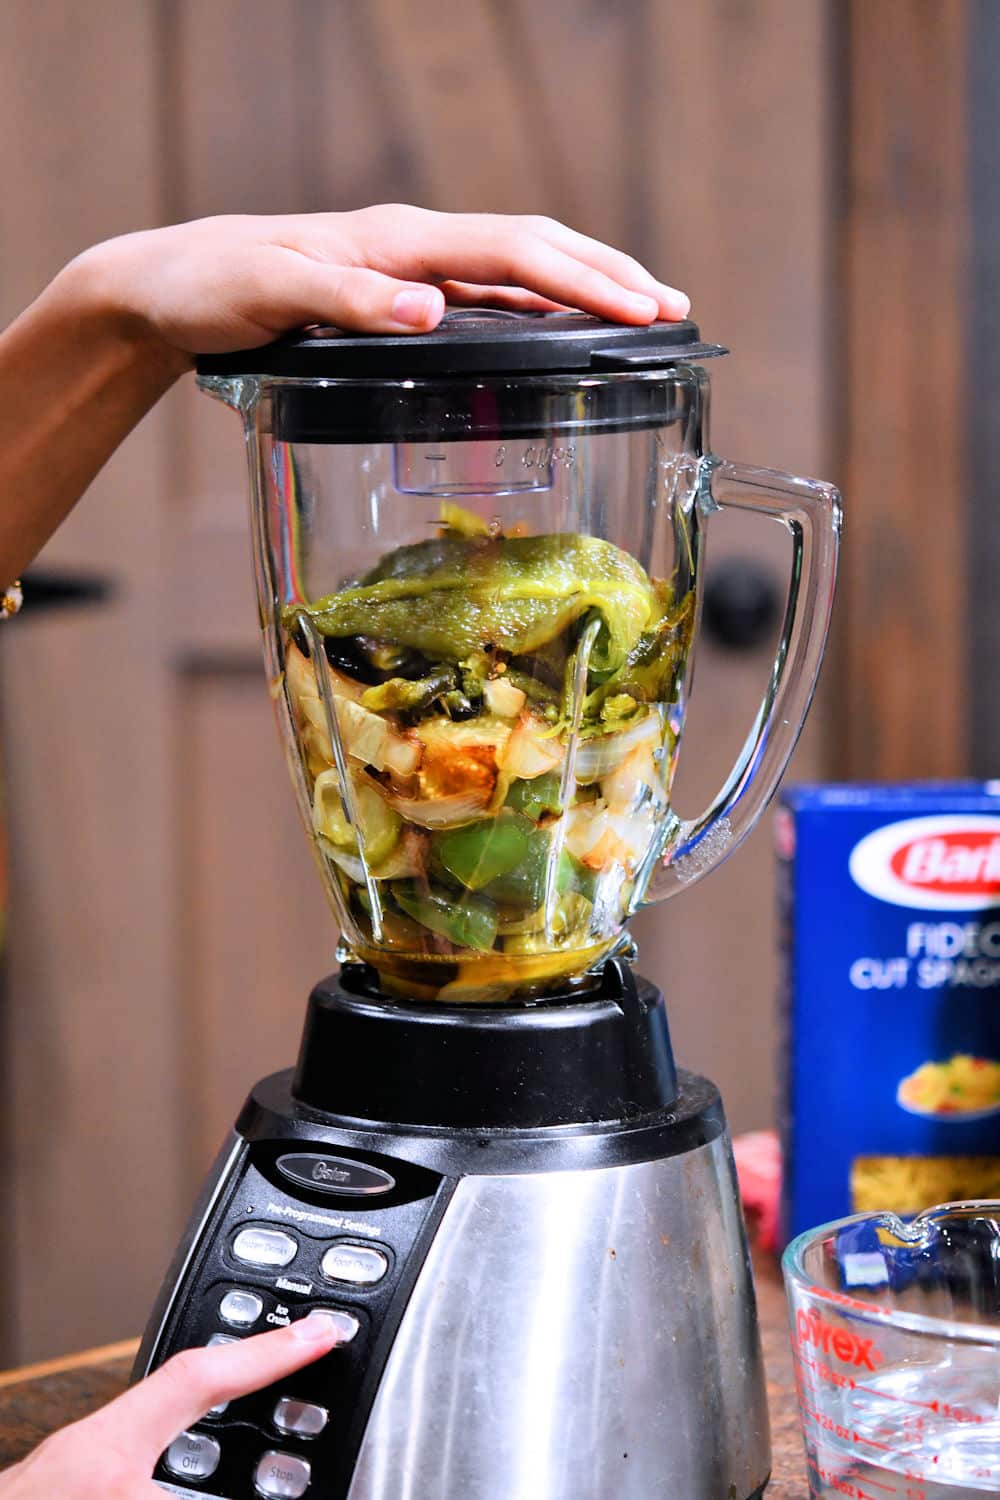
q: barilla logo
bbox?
[795,1308,882,1371]
[849,815,1000,911]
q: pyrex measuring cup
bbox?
[784,1202,1000,1497]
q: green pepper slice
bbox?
[289,533,657,675]
[432,811,533,891]
[392,880,499,952]
[504,772,564,820]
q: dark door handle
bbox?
[19,568,115,614]
[703,559,781,650]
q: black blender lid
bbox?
[196,310,726,379]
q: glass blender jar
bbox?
[200,311,840,1003]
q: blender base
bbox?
[137,966,771,1499]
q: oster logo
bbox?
[849,815,1000,911]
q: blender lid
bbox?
[196,310,726,379]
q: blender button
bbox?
[164,1429,221,1480]
[232,1227,298,1268]
[207,1333,239,1348]
[204,1400,229,1418]
[219,1288,264,1327]
[320,1244,388,1286]
[254,1450,311,1498]
[273,1396,329,1438]
[303,1308,359,1343]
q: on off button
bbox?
[277,1152,395,1197]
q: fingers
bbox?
[437,281,570,313]
[525,215,690,320]
[90,1312,346,1461]
[259,250,447,334]
[348,206,688,324]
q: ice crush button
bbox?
[304,1307,359,1343]
[165,1429,221,1480]
[254,1449,311,1498]
[273,1396,329,1438]
[321,1243,388,1286]
[232,1226,298,1269]
[219,1287,264,1327]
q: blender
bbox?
[137,311,841,1500]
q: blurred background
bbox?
[0,0,990,1362]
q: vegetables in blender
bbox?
[282,505,693,998]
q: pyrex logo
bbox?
[849,815,1000,911]
[795,1308,882,1371]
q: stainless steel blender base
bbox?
[345,1131,769,1500]
[139,972,770,1499]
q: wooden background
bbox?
[0,0,972,1364]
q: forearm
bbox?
[0,252,190,581]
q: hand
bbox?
[0,1312,346,1497]
[0,203,689,582]
[75,204,690,357]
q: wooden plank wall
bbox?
[841,0,969,778]
[0,1,187,1366]
[0,0,835,1363]
[629,0,835,1126]
[968,0,1000,774]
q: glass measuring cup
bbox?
[784,1202,1000,1497]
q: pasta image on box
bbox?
[778,783,1000,1242]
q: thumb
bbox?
[269,258,446,334]
[89,1312,348,1461]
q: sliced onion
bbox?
[502,713,564,780]
[607,810,654,862]
[336,699,422,778]
[602,743,668,815]
[564,802,653,871]
[574,712,663,783]
[318,825,426,881]
[317,840,366,885]
[286,642,366,707]
[369,826,427,879]
[483,677,527,719]
[413,717,509,803]
[564,803,609,862]
[414,717,511,758]
[379,787,493,829]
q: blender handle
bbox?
[640,457,841,905]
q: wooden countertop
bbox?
[0,1255,807,1495]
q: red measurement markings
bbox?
[793,1341,986,1425]
[811,1286,894,1319]
[805,1450,899,1498]
[849,1382,937,1413]
[852,1430,894,1452]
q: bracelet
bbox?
[1,581,23,618]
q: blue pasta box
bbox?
[778,782,1000,1243]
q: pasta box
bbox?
[778,782,1000,1242]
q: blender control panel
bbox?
[146,1138,450,1500]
